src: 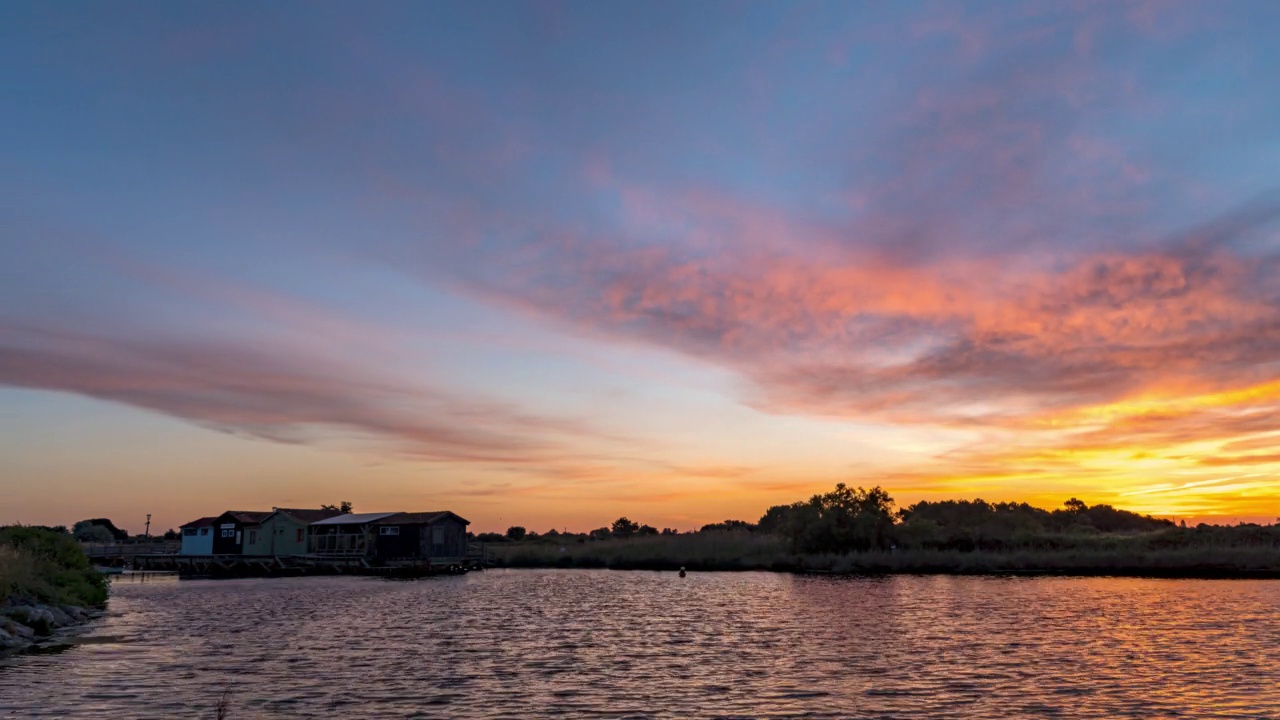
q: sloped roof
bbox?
[375,511,470,526]
[310,512,400,526]
[222,511,273,524]
[179,516,218,529]
[273,508,344,523]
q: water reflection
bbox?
[1,571,1278,718]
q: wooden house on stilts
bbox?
[309,511,470,568]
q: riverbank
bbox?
[493,531,1280,579]
[0,526,107,653]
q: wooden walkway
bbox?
[84,541,181,567]
[121,543,492,578]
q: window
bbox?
[200,528,210,536]
[296,528,305,542]
[248,530,257,545]
[221,529,234,538]
[183,528,197,537]
[379,526,400,536]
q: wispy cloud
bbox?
[5,0,1280,527]
[0,321,605,465]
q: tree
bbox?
[321,501,354,514]
[769,483,896,554]
[506,526,527,541]
[660,528,679,536]
[588,527,612,540]
[700,519,756,533]
[637,524,658,536]
[1064,498,1087,513]
[73,523,115,543]
[73,519,127,543]
[611,517,640,538]
[162,529,179,540]
[758,504,802,534]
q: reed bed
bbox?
[492,530,1280,578]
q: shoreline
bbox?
[492,535,1280,581]
[1,526,110,655]
[0,599,101,655]
[494,558,1280,580]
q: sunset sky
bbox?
[4,1,1280,534]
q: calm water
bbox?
[2,570,1278,718]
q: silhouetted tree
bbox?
[637,524,658,536]
[611,517,640,538]
[73,524,115,543]
[162,528,179,540]
[73,519,127,543]
[760,484,895,553]
[660,528,679,536]
[506,526,527,541]
[758,504,801,534]
[30,525,69,535]
[321,501,354,514]
[700,519,756,533]
[588,527,612,540]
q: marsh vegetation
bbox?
[0,526,107,607]
[491,485,1280,577]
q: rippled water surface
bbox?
[2,571,1279,718]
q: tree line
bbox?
[478,483,1272,555]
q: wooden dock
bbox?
[84,541,181,567]
[105,543,494,579]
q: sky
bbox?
[3,1,1280,534]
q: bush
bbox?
[0,526,108,606]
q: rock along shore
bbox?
[0,598,100,653]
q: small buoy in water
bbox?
[678,566,686,578]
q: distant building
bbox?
[310,511,470,563]
[210,511,274,555]
[178,517,217,555]
[244,508,344,557]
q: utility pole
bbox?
[144,513,152,540]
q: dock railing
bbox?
[83,540,181,561]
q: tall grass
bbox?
[0,546,40,601]
[492,529,1280,577]
[213,687,232,720]
[0,526,108,606]
[499,531,790,571]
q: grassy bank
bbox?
[499,532,793,571]
[493,529,1280,578]
[0,526,108,607]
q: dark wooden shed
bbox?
[371,512,469,561]
[309,511,469,564]
[210,510,273,555]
